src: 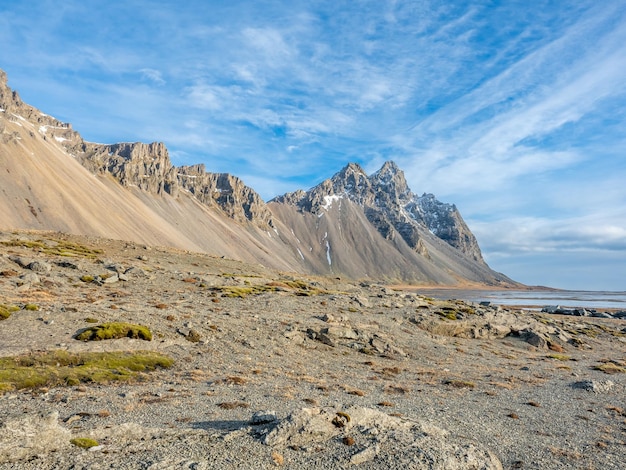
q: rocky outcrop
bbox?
[72,141,179,195]
[259,406,503,469]
[177,165,273,226]
[416,193,484,263]
[0,412,71,463]
[68,142,273,226]
[0,69,79,145]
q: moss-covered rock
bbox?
[0,304,20,320]
[75,322,152,341]
[70,437,99,449]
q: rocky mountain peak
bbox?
[328,162,372,204]
[0,69,75,138]
[272,160,485,263]
[370,160,412,205]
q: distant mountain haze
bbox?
[0,69,518,286]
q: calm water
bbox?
[406,289,626,311]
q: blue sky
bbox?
[2,1,626,291]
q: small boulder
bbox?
[573,380,615,394]
[27,261,52,273]
[250,411,278,425]
[521,330,547,349]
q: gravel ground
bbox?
[0,231,624,469]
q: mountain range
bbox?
[0,69,517,286]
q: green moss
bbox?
[75,322,152,341]
[210,277,329,298]
[24,303,39,311]
[458,306,476,315]
[0,304,20,320]
[0,350,173,393]
[437,309,458,321]
[80,275,94,283]
[70,438,99,449]
[84,317,99,323]
[547,354,571,361]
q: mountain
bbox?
[269,162,513,285]
[0,69,517,286]
[0,70,298,271]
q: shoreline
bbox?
[391,285,626,313]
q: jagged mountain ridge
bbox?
[272,161,484,263]
[0,71,272,228]
[0,68,516,286]
[269,162,512,285]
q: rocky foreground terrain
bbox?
[0,230,625,469]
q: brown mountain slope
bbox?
[0,77,301,271]
[269,196,513,286]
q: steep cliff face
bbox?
[177,165,273,226]
[416,193,484,263]
[70,142,179,196]
[0,70,79,145]
[62,136,272,227]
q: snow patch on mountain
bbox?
[322,194,342,210]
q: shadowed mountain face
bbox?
[0,69,517,286]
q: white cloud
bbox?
[140,68,165,85]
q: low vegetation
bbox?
[70,438,99,449]
[0,238,103,258]
[0,304,20,320]
[209,279,328,298]
[593,360,626,374]
[444,379,476,389]
[75,322,152,341]
[0,350,173,393]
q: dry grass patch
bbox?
[488,381,515,390]
[383,384,410,394]
[547,353,571,361]
[217,401,249,409]
[271,451,284,466]
[443,379,476,389]
[548,446,583,460]
[378,366,402,377]
[593,360,626,374]
[0,238,103,258]
[377,401,395,407]
[213,375,248,386]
